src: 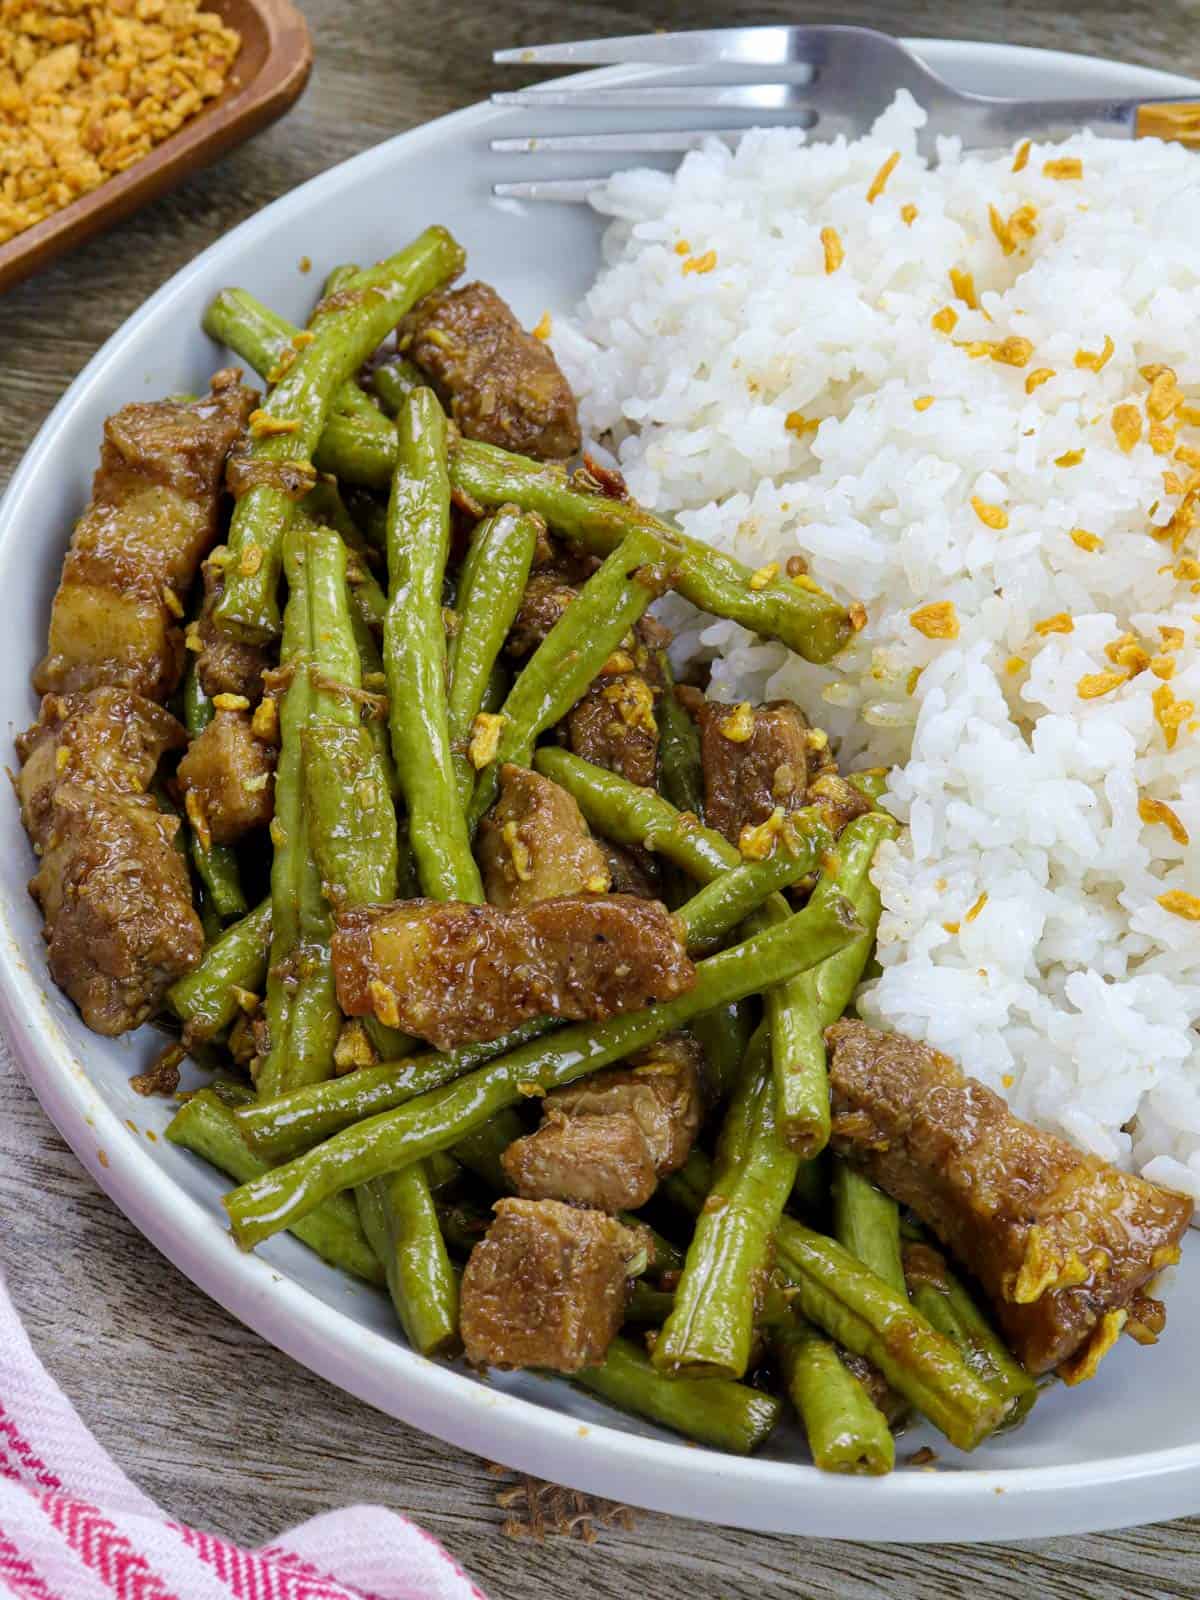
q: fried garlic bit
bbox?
[738,807,789,861]
[909,600,960,640]
[718,702,756,743]
[1042,157,1083,180]
[1158,889,1200,921]
[469,711,506,769]
[1111,403,1143,452]
[1138,795,1190,846]
[971,496,1009,530]
[1058,1310,1127,1386]
[820,226,844,274]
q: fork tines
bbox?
[490,26,833,201]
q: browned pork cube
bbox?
[332,895,695,1051]
[503,1035,704,1211]
[826,1019,1194,1376]
[697,698,826,848]
[34,372,257,702]
[192,548,272,702]
[476,764,611,909]
[552,1035,703,1175]
[568,669,660,790]
[506,566,586,658]
[16,688,201,1033]
[597,838,661,900]
[176,709,276,845]
[502,1110,661,1212]
[30,787,202,1034]
[16,689,185,849]
[400,282,581,461]
[460,1198,642,1372]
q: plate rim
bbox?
[4,34,1200,1542]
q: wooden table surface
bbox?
[3,1,1200,1593]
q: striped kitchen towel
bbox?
[0,1269,487,1600]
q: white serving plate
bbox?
[3,38,1199,1543]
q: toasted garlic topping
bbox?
[468,711,506,769]
[718,702,756,743]
[1042,157,1083,180]
[820,226,844,274]
[909,600,959,639]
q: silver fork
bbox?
[490,25,1200,201]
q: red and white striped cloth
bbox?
[0,1270,488,1600]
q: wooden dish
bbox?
[0,0,312,296]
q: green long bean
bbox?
[774,1317,895,1475]
[203,286,402,492]
[832,1160,906,1296]
[356,1170,460,1356]
[223,892,862,1249]
[315,412,397,488]
[656,653,704,818]
[573,1336,781,1455]
[653,1024,798,1379]
[370,353,426,416]
[467,529,669,827]
[256,527,341,1099]
[902,1239,1038,1428]
[384,388,482,902]
[534,748,833,991]
[451,1106,525,1193]
[533,746,740,879]
[321,262,360,297]
[765,810,896,1155]
[665,1153,1012,1451]
[301,479,388,632]
[296,518,454,1348]
[168,897,271,1040]
[213,228,463,641]
[448,438,857,665]
[167,1091,384,1286]
[446,507,540,807]
[674,834,833,953]
[774,1219,1010,1450]
[235,1017,558,1161]
[690,1001,753,1107]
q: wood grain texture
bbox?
[3,1,1200,1593]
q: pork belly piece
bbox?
[502,1035,703,1211]
[16,687,184,849]
[597,838,661,900]
[460,1198,643,1371]
[504,540,601,660]
[17,689,202,1035]
[502,1111,661,1212]
[697,697,838,848]
[476,763,611,909]
[400,281,581,461]
[826,1019,1194,1376]
[505,565,587,659]
[191,548,272,702]
[176,709,276,845]
[567,668,660,790]
[31,788,202,1035]
[34,371,257,702]
[551,1035,703,1176]
[332,894,695,1051]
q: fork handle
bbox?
[964,95,1200,149]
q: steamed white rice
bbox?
[553,93,1200,1200]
